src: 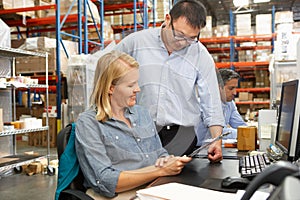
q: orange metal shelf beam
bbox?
[236,67,269,72]
[234,34,275,42]
[216,61,269,68]
[11,23,100,34]
[103,2,145,11]
[200,37,232,44]
[4,14,81,27]
[234,61,269,67]
[200,34,275,44]
[0,4,56,14]
[236,101,270,105]
[17,85,57,92]
[91,1,146,12]
[236,87,270,92]
[207,46,272,53]
[112,21,162,32]
[235,46,273,51]
[206,47,230,53]
[216,62,231,68]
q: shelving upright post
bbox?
[55,0,104,130]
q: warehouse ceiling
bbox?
[198,0,300,25]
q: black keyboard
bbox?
[239,153,271,179]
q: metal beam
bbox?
[201,0,217,21]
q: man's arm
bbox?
[207,125,223,162]
[229,101,247,128]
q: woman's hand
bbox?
[155,155,174,167]
[157,155,192,176]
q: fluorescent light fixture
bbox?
[253,0,270,3]
[233,0,249,7]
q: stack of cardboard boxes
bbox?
[0,108,3,132]
[12,36,78,75]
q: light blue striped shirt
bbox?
[115,27,224,128]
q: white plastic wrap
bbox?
[67,41,116,122]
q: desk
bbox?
[150,158,241,189]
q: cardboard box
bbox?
[42,117,57,148]
[239,92,249,101]
[48,93,56,106]
[237,126,257,151]
[24,161,42,175]
[0,0,35,16]
[248,93,253,101]
[34,0,50,18]
[256,14,272,35]
[31,106,44,118]
[15,48,57,74]
[28,130,43,147]
[14,37,78,74]
[0,108,3,132]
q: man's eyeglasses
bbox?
[170,20,199,44]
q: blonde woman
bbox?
[75,50,192,199]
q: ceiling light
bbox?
[253,0,270,3]
[233,0,249,7]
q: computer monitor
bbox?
[275,79,300,161]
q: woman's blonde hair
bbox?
[89,50,139,122]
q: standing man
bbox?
[115,0,224,162]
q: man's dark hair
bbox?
[216,68,224,88]
[170,0,207,29]
[218,68,240,85]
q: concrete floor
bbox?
[0,172,57,200]
[0,143,58,200]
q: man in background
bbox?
[216,68,247,139]
[196,68,246,146]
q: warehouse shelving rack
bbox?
[0,0,153,130]
[199,7,276,116]
[55,0,152,126]
[0,46,54,176]
[55,0,105,128]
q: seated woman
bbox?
[75,50,192,199]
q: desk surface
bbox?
[150,158,241,189]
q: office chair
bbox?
[157,125,197,156]
[55,123,94,200]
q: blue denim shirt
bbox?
[75,105,168,198]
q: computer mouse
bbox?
[221,176,250,189]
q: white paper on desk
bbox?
[136,182,237,200]
[236,190,270,200]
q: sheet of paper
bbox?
[236,190,270,200]
[136,182,238,200]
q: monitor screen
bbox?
[275,79,300,161]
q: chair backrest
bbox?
[56,123,87,200]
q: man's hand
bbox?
[208,125,223,162]
[207,140,223,162]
